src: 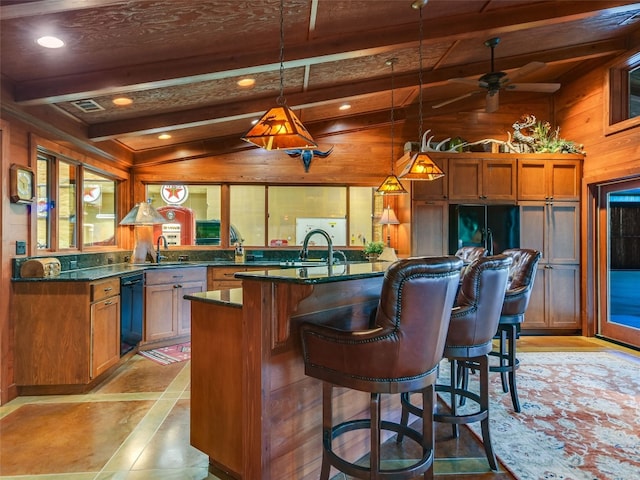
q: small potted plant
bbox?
[363,241,385,262]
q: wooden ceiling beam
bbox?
[13,1,636,104]
[88,38,625,140]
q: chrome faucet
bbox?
[156,235,168,263]
[299,229,334,266]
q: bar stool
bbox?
[300,256,463,480]
[454,246,488,265]
[490,248,541,412]
[399,255,511,471]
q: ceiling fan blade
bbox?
[502,61,546,84]
[486,91,499,113]
[448,77,484,87]
[506,82,561,93]
[432,90,481,109]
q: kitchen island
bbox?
[186,262,397,480]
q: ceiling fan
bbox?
[432,37,561,113]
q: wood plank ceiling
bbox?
[1,0,640,162]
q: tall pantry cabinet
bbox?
[408,152,583,333]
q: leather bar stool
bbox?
[399,255,511,471]
[489,248,541,412]
[454,246,488,265]
[300,256,463,480]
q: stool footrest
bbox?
[326,419,433,479]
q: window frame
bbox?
[605,50,640,136]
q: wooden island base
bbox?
[189,268,409,480]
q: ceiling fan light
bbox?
[398,151,445,181]
[241,105,317,150]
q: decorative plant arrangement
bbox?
[363,241,385,261]
[414,114,585,155]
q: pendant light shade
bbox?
[398,3,445,182]
[398,151,445,180]
[376,58,407,195]
[241,104,316,150]
[120,200,167,225]
[241,0,317,151]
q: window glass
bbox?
[57,160,77,249]
[268,186,347,247]
[230,185,265,246]
[349,187,375,247]
[36,154,51,250]
[83,170,116,247]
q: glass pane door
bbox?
[599,180,640,347]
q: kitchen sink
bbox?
[279,261,329,267]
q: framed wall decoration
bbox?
[10,164,35,204]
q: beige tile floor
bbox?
[1,336,636,479]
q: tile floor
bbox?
[1,336,636,479]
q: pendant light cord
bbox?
[277,0,286,105]
[418,6,424,145]
[390,58,396,175]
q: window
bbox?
[145,184,376,247]
[606,51,640,134]
[36,149,117,252]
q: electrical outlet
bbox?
[16,241,26,255]
[69,260,78,269]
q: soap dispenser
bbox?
[234,241,245,264]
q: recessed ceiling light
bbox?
[112,97,133,106]
[36,36,65,48]
[339,103,351,111]
[158,133,172,140]
[237,78,256,88]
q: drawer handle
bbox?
[174,284,183,288]
[104,300,113,306]
[103,287,113,292]
[172,275,184,279]
[223,273,235,277]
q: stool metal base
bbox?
[321,382,435,480]
[489,322,521,412]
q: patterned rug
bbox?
[443,351,640,480]
[138,342,191,365]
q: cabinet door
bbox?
[546,264,580,329]
[519,202,546,261]
[522,265,547,329]
[411,201,448,255]
[547,202,580,264]
[411,157,448,200]
[518,160,548,200]
[448,159,481,201]
[91,295,120,379]
[482,159,516,200]
[178,280,205,335]
[549,160,581,201]
[145,283,178,342]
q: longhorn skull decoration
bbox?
[285,146,334,172]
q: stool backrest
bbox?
[455,246,488,264]
[450,255,512,347]
[373,256,463,379]
[500,248,542,316]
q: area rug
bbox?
[441,351,640,480]
[138,342,191,365]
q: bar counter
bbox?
[186,262,398,480]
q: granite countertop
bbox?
[235,261,390,285]
[12,260,285,282]
[186,288,243,307]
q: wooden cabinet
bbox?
[520,201,580,330]
[524,264,580,330]
[411,200,448,256]
[14,277,121,393]
[90,278,121,379]
[518,158,581,201]
[207,265,270,290]
[143,267,206,345]
[448,157,516,202]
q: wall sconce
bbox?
[120,200,167,264]
[377,205,400,262]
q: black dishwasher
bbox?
[120,272,144,356]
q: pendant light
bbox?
[398,4,444,181]
[376,58,408,195]
[120,199,168,264]
[241,0,317,150]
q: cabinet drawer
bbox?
[91,278,120,302]
[146,266,207,285]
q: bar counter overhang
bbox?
[186,262,401,479]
